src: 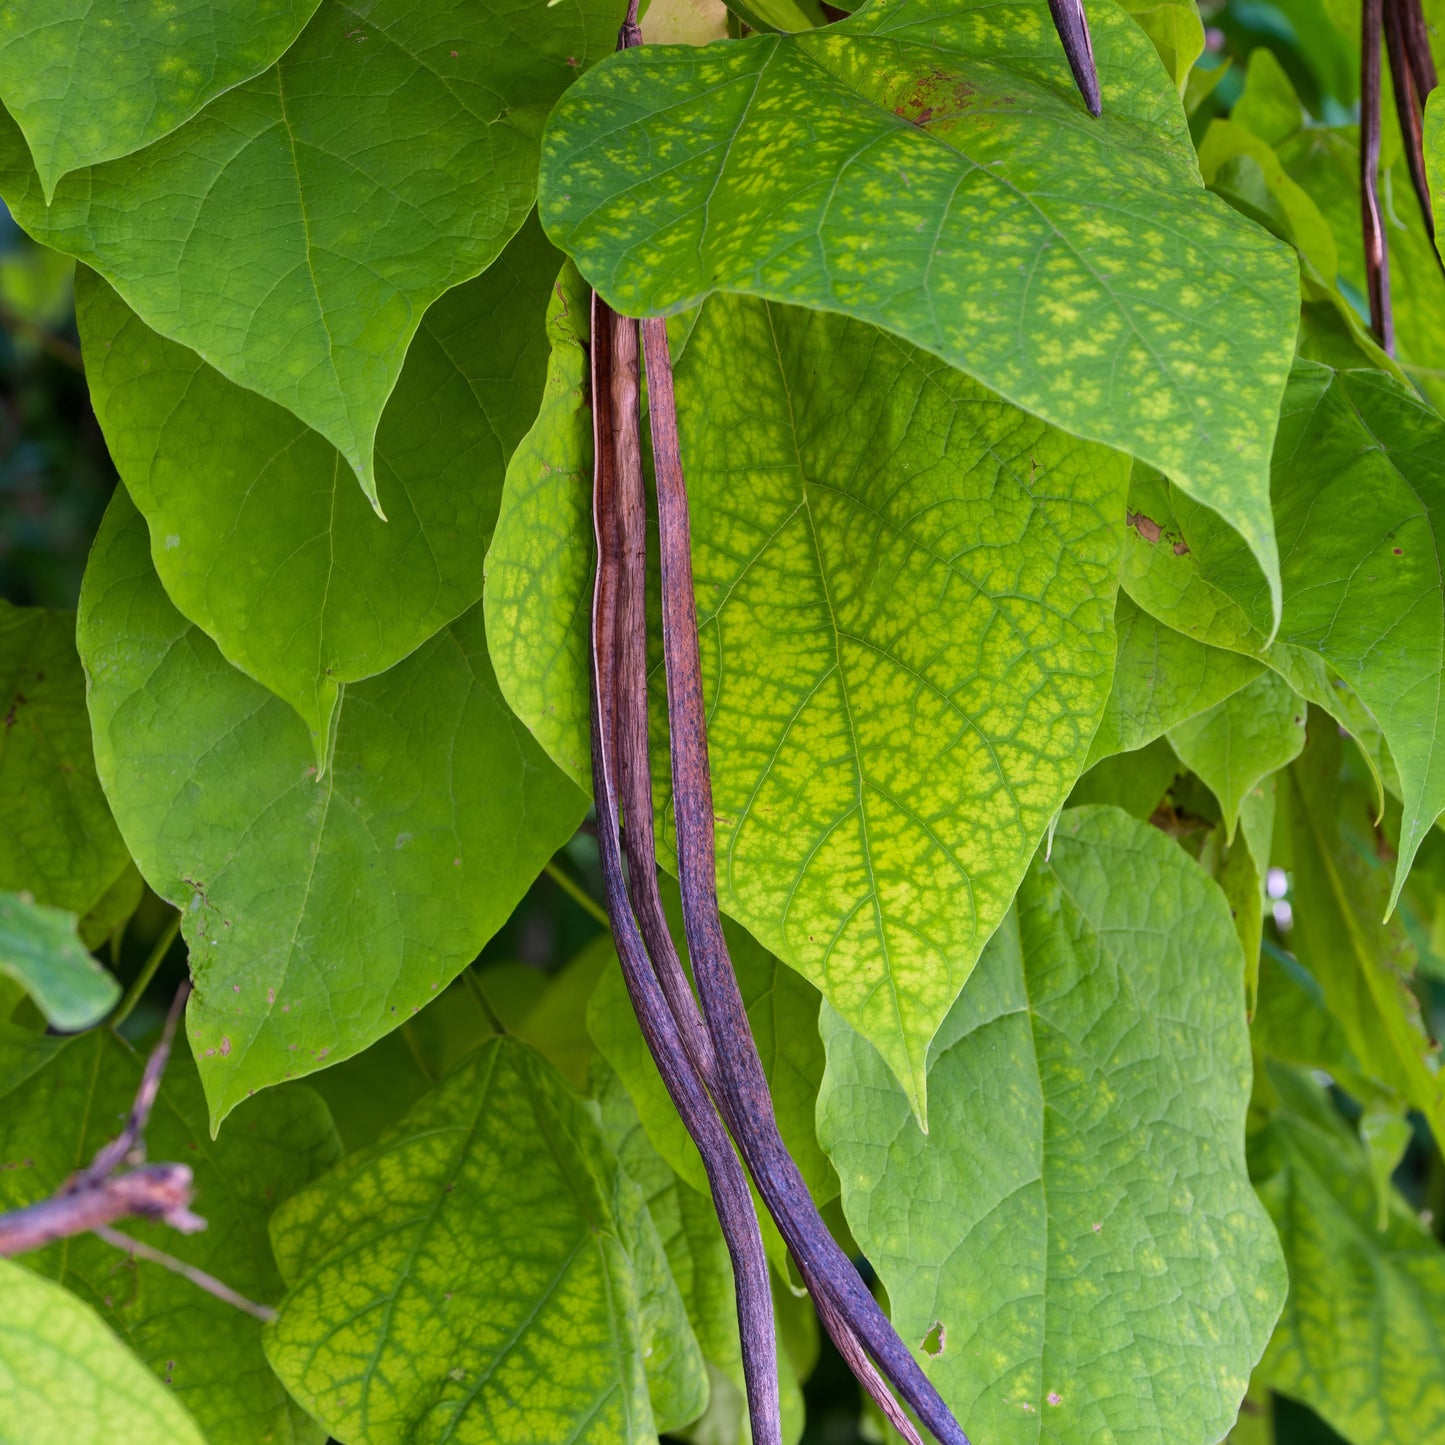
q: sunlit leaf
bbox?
[817,806,1285,1445]
[0,891,117,1031]
[540,0,1300,611]
[78,489,586,1127]
[0,0,614,498]
[0,1,323,200]
[266,1037,705,1444]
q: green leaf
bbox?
[1085,592,1262,765]
[1428,90,1443,263]
[588,876,835,1208]
[1122,363,1445,900]
[539,0,1300,612]
[1167,671,1306,841]
[1066,735,1180,820]
[0,601,131,916]
[0,0,615,499]
[1251,1065,1445,1445]
[77,214,560,757]
[1276,721,1445,1142]
[77,488,586,1127]
[0,891,117,1031]
[0,0,322,200]
[592,1061,809,1445]
[817,805,1285,1445]
[0,1029,337,1445]
[509,293,1128,1114]
[1116,0,1206,93]
[1231,49,1304,149]
[266,1036,706,1444]
[0,1258,207,1443]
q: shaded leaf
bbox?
[0,0,614,497]
[0,601,130,916]
[266,1036,706,1444]
[0,1029,337,1445]
[1251,1065,1445,1445]
[0,1258,207,1443]
[76,214,560,755]
[78,489,586,1126]
[1167,670,1306,840]
[0,0,322,200]
[0,890,117,1031]
[1117,0,1206,93]
[1066,735,1180,819]
[540,0,1300,608]
[817,805,1284,1445]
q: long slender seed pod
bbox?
[1046,0,1102,116]
[590,295,783,1445]
[1363,0,1395,351]
[1384,0,1437,248]
[641,314,972,1445]
[1400,0,1438,97]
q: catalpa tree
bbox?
[0,0,1442,1442]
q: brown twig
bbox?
[1047,0,1102,117]
[590,293,783,1445]
[94,1225,276,1322]
[641,315,969,1445]
[1384,0,1440,259]
[1363,0,1395,350]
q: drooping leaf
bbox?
[1275,720,1445,1142]
[0,0,615,498]
[1122,363,1445,900]
[592,1061,808,1445]
[0,1029,337,1445]
[1066,735,1180,819]
[0,1258,207,1443]
[0,0,323,200]
[77,214,560,756]
[816,805,1285,1445]
[266,1036,706,1444]
[78,489,586,1126]
[486,261,596,790]
[1085,592,1262,765]
[494,292,1129,1112]
[1217,777,1274,1011]
[1167,671,1306,840]
[1251,1064,1445,1445]
[0,601,130,916]
[0,891,117,1031]
[1116,0,1206,93]
[540,0,1300,611]
[588,876,835,1208]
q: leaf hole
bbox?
[921,1320,945,1357]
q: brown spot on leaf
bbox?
[1127,510,1162,545]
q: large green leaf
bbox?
[0,602,130,916]
[540,0,1300,609]
[1429,90,1443,264]
[1251,1065,1445,1445]
[498,293,1128,1113]
[1167,671,1305,840]
[1121,363,1445,900]
[0,0,322,200]
[816,805,1285,1445]
[0,1258,207,1444]
[588,877,835,1208]
[77,214,559,756]
[266,1036,705,1444]
[1275,722,1445,1143]
[0,891,117,1031]
[1085,593,1262,764]
[0,0,614,499]
[78,489,586,1126]
[0,1029,336,1445]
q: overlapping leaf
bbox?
[1121,362,1445,900]
[1428,91,1443,263]
[495,292,1127,1113]
[0,1258,207,1443]
[0,1027,338,1445]
[266,1037,705,1444]
[0,0,322,199]
[540,0,1299,608]
[0,0,614,497]
[78,214,560,755]
[1251,1066,1445,1445]
[817,805,1285,1445]
[0,601,131,916]
[0,891,117,1031]
[78,490,586,1126]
